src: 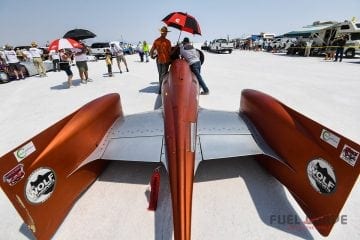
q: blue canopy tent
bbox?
[250,35,261,41]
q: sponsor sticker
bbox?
[307,158,336,194]
[340,144,359,167]
[25,167,56,204]
[3,164,25,186]
[14,141,36,162]
[320,129,340,148]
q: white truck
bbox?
[89,42,110,59]
[208,39,234,54]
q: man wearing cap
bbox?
[180,37,209,95]
[29,42,47,77]
[150,26,172,94]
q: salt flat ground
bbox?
[0,50,359,240]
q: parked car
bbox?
[201,41,209,51]
[14,45,31,51]
[270,37,296,52]
[344,32,360,57]
[0,60,53,83]
[208,39,234,54]
[121,43,135,55]
[89,42,110,59]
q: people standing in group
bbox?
[74,42,90,83]
[150,26,172,94]
[29,42,47,77]
[105,49,113,77]
[180,37,209,95]
[59,49,73,88]
[3,44,25,80]
[334,35,348,62]
[110,42,129,73]
[49,50,60,71]
[142,40,150,62]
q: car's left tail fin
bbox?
[0,93,122,240]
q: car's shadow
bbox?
[95,156,313,240]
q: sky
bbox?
[1,0,359,47]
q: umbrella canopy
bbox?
[162,12,201,35]
[48,38,82,51]
[63,29,96,41]
[282,23,334,38]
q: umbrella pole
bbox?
[177,31,182,44]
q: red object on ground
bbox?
[148,168,161,211]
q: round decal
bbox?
[321,130,331,141]
[25,167,56,204]
[16,148,26,159]
[307,158,336,194]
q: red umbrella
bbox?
[48,38,82,51]
[162,12,201,41]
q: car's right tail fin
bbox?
[241,89,359,236]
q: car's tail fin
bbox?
[0,93,122,240]
[241,89,359,236]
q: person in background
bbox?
[180,37,209,95]
[3,44,25,80]
[110,43,129,73]
[304,37,313,57]
[0,51,5,64]
[150,26,172,94]
[49,50,60,71]
[74,42,89,83]
[137,41,144,62]
[22,48,32,62]
[59,49,73,88]
[29,42,47,77]
[142,40,150,62]
[105,48,113,77]
[15,48,25,61]
[334,35,348,62]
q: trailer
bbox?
[284,19,360,57]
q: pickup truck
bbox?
[208,39,234,54]
[89,42,110,59]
